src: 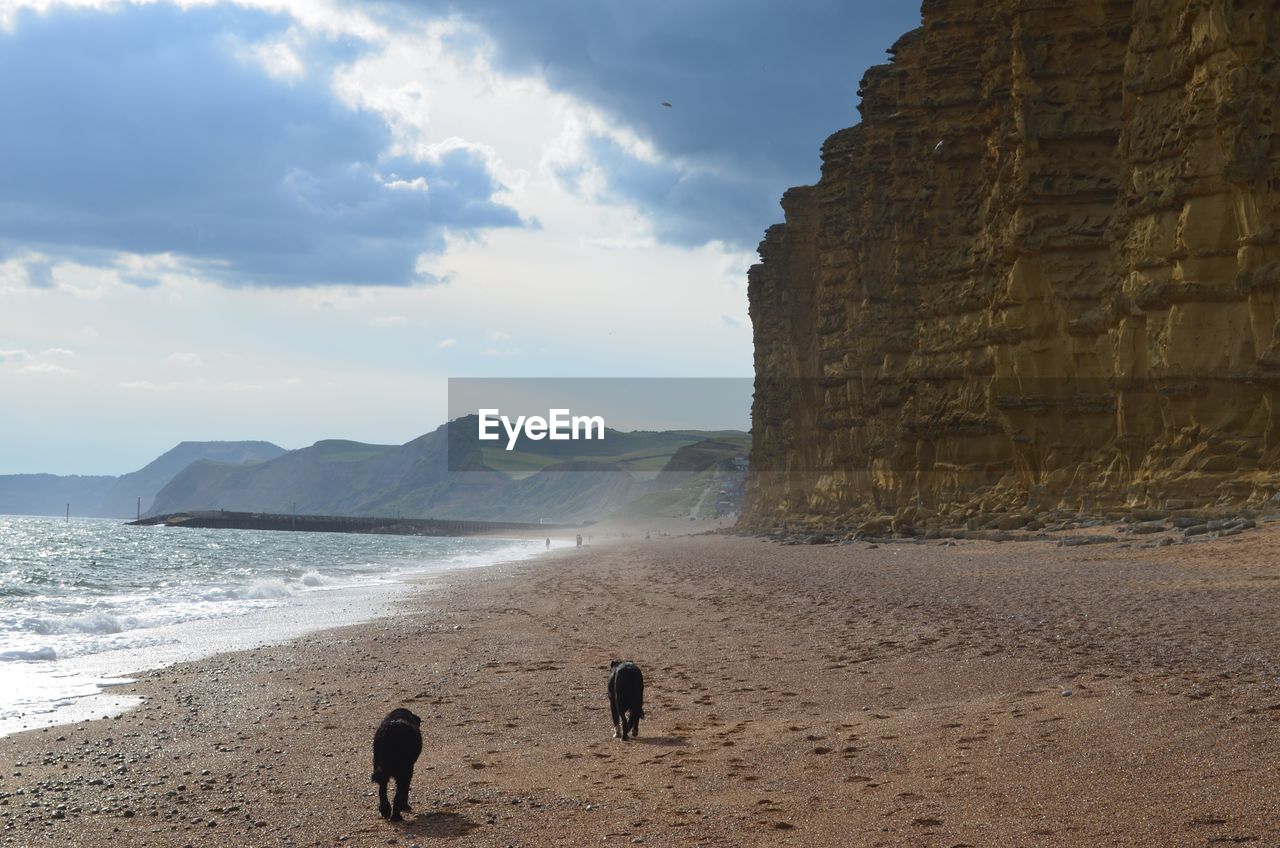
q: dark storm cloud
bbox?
[576,134,769,248]
[391,0,921,248]
[0,5,522,286]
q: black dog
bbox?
[608,660,645,741]
[371,707,422,821]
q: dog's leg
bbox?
[399,770,413,811]
[376,778,392,819]
[629,709,640,739]
[390,771,411,821]
[610,694,622,739]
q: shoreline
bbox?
[0,532,557,738]
[5,530,1280,845]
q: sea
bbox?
[0,515,552,737]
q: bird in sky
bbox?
[660,101,673,108]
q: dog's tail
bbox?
[635,705,646,719]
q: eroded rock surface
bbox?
[744,0,1280,531]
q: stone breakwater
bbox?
[742,0,1280,532]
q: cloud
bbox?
[18,361,77,376]
[0,346,76,375]
[569,132,772,248]
[436,337,457,349]
[168,352,205,366]
[118,378,263,391]
[23,258,55,288]
[0,4,524,287]
[0,348,77,376]
[229,33,306,81]
[118,380,168,391]
[121,274,163,289]
[391,1,922,248]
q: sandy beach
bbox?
[5,527,1280,847]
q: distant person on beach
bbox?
[545,537,550,549]
[576,533,583,548]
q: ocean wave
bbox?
[25,612,137,635]
[300,571,329,587]
[236,580,295,600]
[0,646,57,662]
[199,579,295,602]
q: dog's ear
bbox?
[406,710,421,726]
[610,660,621,669]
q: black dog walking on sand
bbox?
[371,708,422,821]
[608,660,645,740]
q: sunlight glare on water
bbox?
[0,515,551,735]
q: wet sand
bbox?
[5,527,1280,846]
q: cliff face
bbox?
[744,0,1280,530]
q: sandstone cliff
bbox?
[743,0,1280,531]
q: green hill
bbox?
[148,419,749,523]
[96,441,286,517]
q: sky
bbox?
[0,0,921,475]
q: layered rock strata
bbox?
[743,0,1280,531]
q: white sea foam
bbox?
[26,611,136,635]
[0,516,547,736]
[237,579,294,600]
[0,646,57,662]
